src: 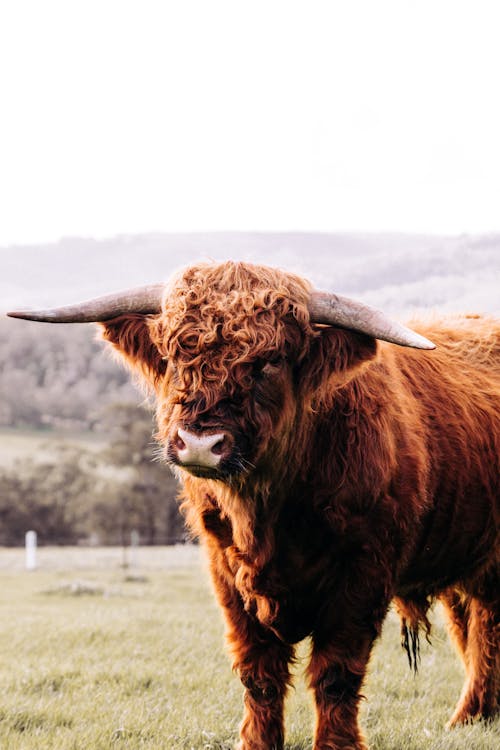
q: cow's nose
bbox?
[173,427,231,468]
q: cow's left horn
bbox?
[7,284,164,323]
[308,291,436,349]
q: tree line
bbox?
[0,318,137,430]
[0,320,186,545]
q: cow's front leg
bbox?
[231,617,293,750]
[204,536,294,750]
[308,627,378,750]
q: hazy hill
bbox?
[1,231,499,316]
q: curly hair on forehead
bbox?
[147,261,315,390]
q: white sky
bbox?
[1,0,499,245]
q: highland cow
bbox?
[8,261,500,750]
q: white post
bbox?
[25,530,37,571]
[130,530,140,568]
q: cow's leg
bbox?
[203,533,293,750]
[440,587,469,664]
[232,619,293,750]
[307,628,376,750]
[443,587,500,726]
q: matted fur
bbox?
[101,262,499,750]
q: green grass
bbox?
[0,427,106,467]
[0,547,498,749]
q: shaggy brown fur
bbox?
[101,262,499,750]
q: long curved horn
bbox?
[7,284,164,323]
[308,291,436,349]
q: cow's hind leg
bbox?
[442,584,500,726]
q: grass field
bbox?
[0,546,498,749]
[0,427,106,467]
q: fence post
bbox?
[130,530,140,568]
[25,530,37,570]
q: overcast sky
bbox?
[1,0,499,245]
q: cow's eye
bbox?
[258,356,284,377]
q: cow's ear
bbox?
[303,326,378,400]
[99,314,167,386]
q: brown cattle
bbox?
[8,261,500,750]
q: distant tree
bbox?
[0,405,184,545]
[0,319,138,430]
[0,446,97,544]
[99,403,184,544]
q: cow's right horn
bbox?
[7,284,164,323]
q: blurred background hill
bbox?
[2,231,500,314]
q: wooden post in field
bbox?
[25,530,37,570]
